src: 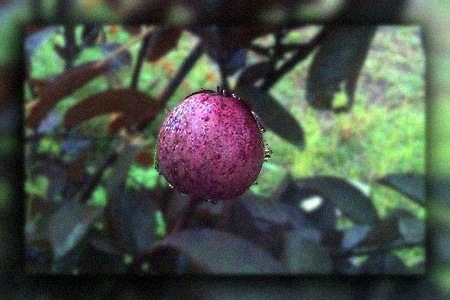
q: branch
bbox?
[96,27,155,69]
[130,27,163,89]
[260,27,329,91]
[72,148,118,203]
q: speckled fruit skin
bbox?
[156,89,265,200]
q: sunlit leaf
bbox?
[157,228,287,274]
[295,176,378,224]
[30,158,68,200]
[282,229,332,274]
[235,85,305,150]
[48,201,103,260]
[376,173,425,205]
[306,26,376,112]
[304,197,336,230]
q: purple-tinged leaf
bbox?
[104,138,156,255]
[48,201,103,260]
[155,228,287,274]
[239,193,308,230]
[37,109,62,134]
[341,224,371,250]
[282,229,332,274]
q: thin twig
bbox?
[73,148,118,203]
[63,25,77,69]
[130,27,162,89]
[260,27,329,91]
[96,27,155,69]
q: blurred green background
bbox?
[1,0,449,298]
[23,25,426,272]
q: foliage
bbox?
[24,25,425,274]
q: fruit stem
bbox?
[171,195,203,233]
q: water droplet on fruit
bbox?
[167,182,174,189]
[264,147,273,161]
[252,181,258,185]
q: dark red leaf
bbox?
[145,28,182,62]
[63,88,162,132]
[134,149,154,168]
[26,61,110,128]
[67,149,90,183]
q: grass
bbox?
[258,26,425,195]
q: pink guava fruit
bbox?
[156,88,266,200]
